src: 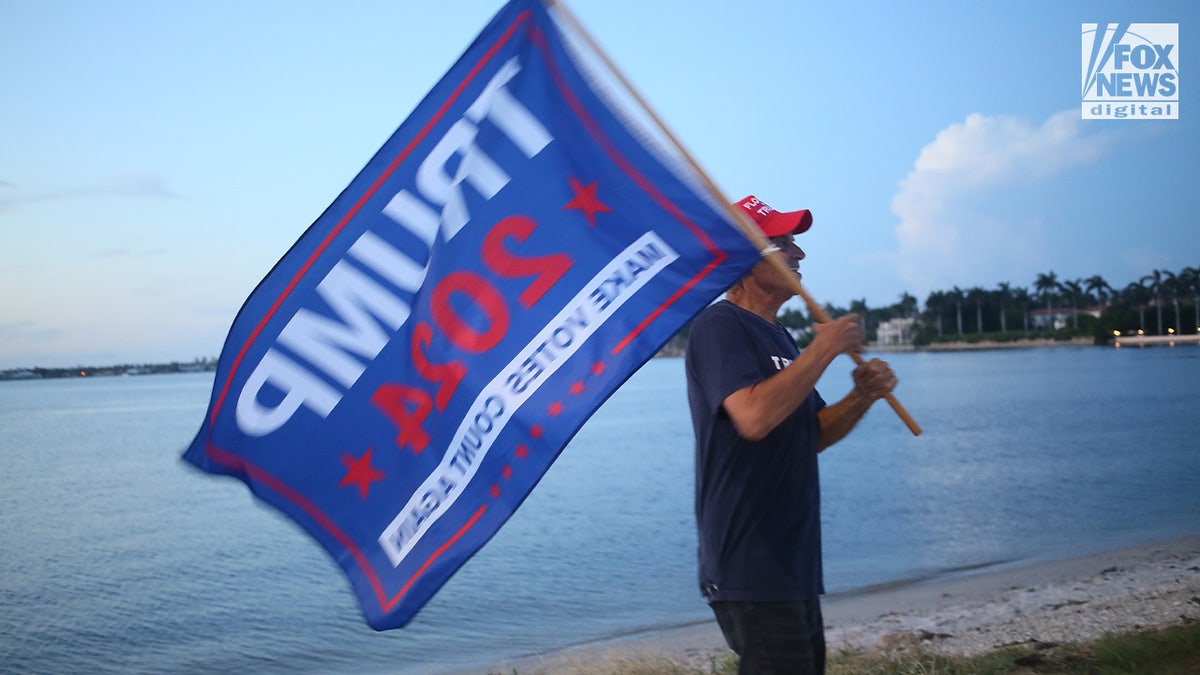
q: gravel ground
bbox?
[827,539,1200,656]
[471,535,1200,673]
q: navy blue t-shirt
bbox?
[685,300,826,602]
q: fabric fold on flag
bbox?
[184,0,763,630]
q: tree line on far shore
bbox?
[0,358,217,381]
[780,265,1200,346]
[10,266,1200,376]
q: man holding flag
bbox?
[183,0,914,650]
[687,196,898,674]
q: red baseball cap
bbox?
[734,195,813,237]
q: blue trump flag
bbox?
[184,0,762,630]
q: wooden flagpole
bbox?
[547,0,922,436]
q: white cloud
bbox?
[891,110,1117,297]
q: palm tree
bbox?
[996,282,1012,334]
[966,287,987,334]
[1061,279,1084,331]
[1141,270,1167,334]
[924,291,947,336]
[1181,266,1200,332]
[950,286,965,336]
[897,292,919,319]
[1012,286,1032,334]
[1084,275,1113,315]
[1034,272,1060,331]
[1161,271,1183,333]
[1123,282,1150,333]
[849,298,871,333]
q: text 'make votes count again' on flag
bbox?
[183,0,763,630]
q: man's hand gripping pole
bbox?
[747,217,923,437]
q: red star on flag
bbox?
[569,381,585,396]
[563,177,612,227]
[591,361,607,376]
[547,400,564,417]
[338,447,386,500]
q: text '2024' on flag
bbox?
[183,0,763,630]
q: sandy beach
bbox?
[468,534,1200,673]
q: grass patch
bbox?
[826,622,1200,675]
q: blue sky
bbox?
[2,0,1196,369]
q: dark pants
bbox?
[710,598,826,675]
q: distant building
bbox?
[1029,306,1102,331]
[875,317,916,346]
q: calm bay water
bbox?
[1,346,1197,674]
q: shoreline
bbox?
[872,336,1095,352]
[465,534,1200,673]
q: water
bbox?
[1,346,1197,674]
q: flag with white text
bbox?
[184,0,762,630]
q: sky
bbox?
[2,0,1196,369]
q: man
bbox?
[685,195,898,674]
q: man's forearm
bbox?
[816,389,874,451]
[723,339,840,442]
